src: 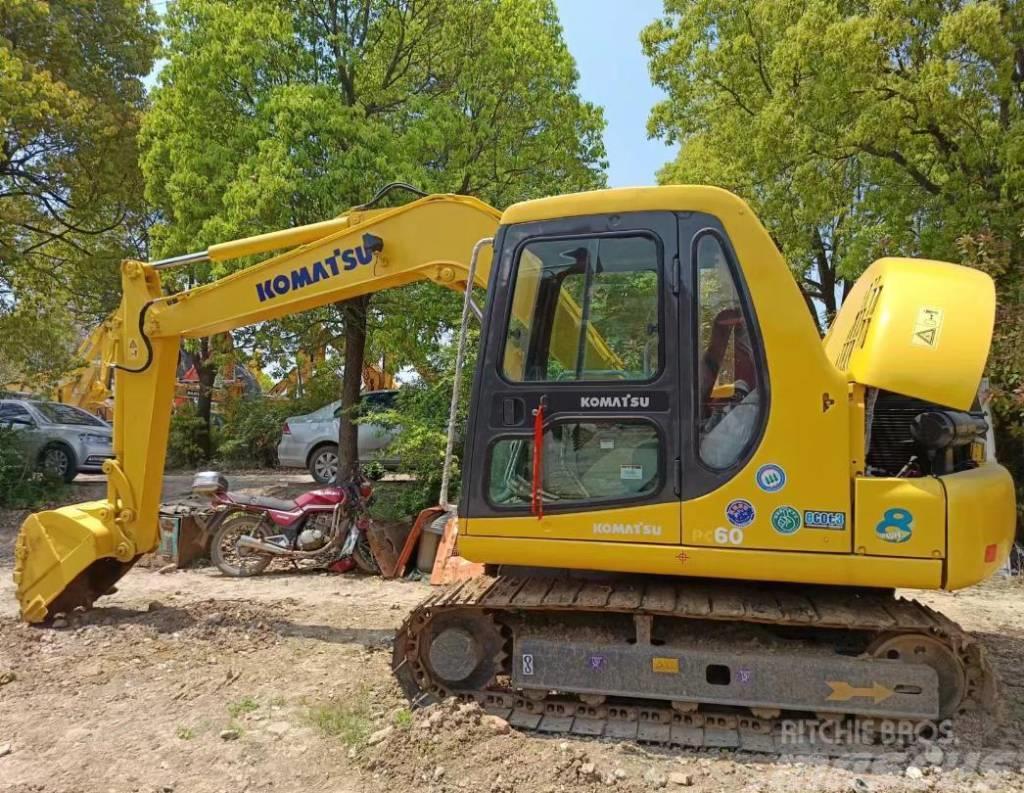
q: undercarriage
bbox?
[392,575,995,752]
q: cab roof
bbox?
[499,185,753,226]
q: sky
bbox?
[554,0,676,187]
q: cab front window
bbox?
[502,235,661,383]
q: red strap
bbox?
[531,401,544,519]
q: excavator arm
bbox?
[13,192,620,622]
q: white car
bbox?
[276,390,399,483]
[0,399,114,482]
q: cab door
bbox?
[677,217,852,554]
[460,212,683,545]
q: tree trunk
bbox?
[336,295,370,483]
[195,336,217,460]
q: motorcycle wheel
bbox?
[352,531,380,575]
[211,513,275,577]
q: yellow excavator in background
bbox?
[53,317,118,419]
[46,296,394,415]
[14,184,1015,749]
[3,316,119,419]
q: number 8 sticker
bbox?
[875,508,913,543]
[522,653,534,676]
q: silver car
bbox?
[0,399,114,482]
[276,389,399,483]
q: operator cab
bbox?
[459,188,781,553]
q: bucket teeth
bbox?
[14,500,132,623]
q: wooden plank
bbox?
[391,506,444,579]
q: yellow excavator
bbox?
[14,184,1015,749]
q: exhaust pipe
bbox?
[236,535,292,555]
[235,534,346,560]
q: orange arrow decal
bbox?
[825,680,894,704]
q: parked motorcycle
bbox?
[193,471,379,577]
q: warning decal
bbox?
[911,306,943,349]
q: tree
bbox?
[142,0,607,477]
[0,0,158,387]
[645,0,1024,509]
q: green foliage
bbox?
[140,0,607,416]
[142,0,605,253]
[645,0,1024,517]
[365,481,418,524]
[0,0,158,387]
[0,428,66,509]
[644,0,1024,322]
[166,403,209,470]
[215,397,292,468]
[370,351,475,515]
[215,367,344,468]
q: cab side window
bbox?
[695,234,763,468]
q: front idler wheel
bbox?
[869,633,967,719]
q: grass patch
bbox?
[227,696,259,718]
[175,725,195,740]
[307,701,373,746]
[392,708,413,729]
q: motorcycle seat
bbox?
[229,493,298,512]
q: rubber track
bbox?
[393,575,996,753]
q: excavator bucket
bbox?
[13,500,136,623]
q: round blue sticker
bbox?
[725,499,756,528]
[756,464,786,493]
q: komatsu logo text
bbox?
[592,521,662,536]
[255,233,382,302]
[580,393,651,409]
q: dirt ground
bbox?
[2,476,1024,793]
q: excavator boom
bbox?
[14,194,500,621]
